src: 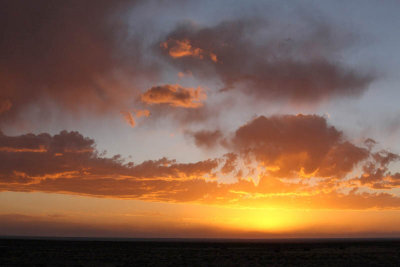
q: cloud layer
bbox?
[0,1,377,131]
[1,115,399,209]
[0,0,156,124]
[160,19,374,103]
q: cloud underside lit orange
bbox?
[141,84,206,108]
[161,39,218,62]
[1,114,399,210]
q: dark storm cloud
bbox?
[0,0,158,123]
[0,1,377,129]
[159,18,374,103]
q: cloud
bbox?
[228,114,369,178]
[0,0,158,124]
[220,153,239,175]
[122,111,136,128]
[1,115,400,209]
[121,109,151,128]
[188,129,223,149]
[0,130,221,182]
[141,84,206,108]
[0,2,376,130]
[159,19,374,104]
[0,99,12,114]
[135,109,150,118]
[161,39,218,62]
[0,130,94,154]
[352,150,400,189]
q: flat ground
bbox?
[1,238,400,266]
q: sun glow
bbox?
[225,208,300,232]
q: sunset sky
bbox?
[1,0,400,238]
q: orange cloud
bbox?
[161,39,218,62]
[178,71,193,78]
[1,115,400,209]
[0,146,47,153]
[121,110,151,128]
[135,109,150,118]
[121,111,136,128]
[229,114,368,179]
[141,84,206,108]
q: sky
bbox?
[1,0,400,238]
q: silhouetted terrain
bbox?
[1,238,400,266]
